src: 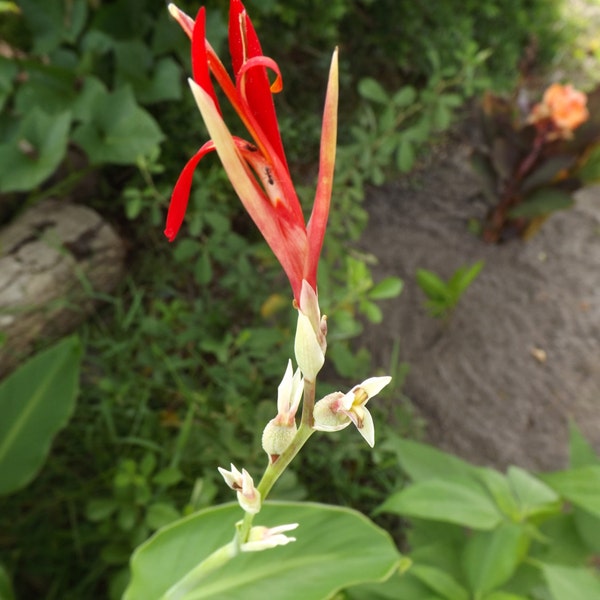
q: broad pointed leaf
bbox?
[125,501,401,600]
[0,336,81,495]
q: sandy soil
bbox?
[361,144,600,470]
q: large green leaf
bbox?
[345,569,436,600]
[541,466,600,518]
[411,564,469,600]
[483,593,529,600]
[382,438,477,483]
[125,501,401,600]
[379,478,502,530]
[475,468,520,520]
[0,108,71,193]
[72,86,164,165]
[461,522,526,596]
[506,466,559,517]
[0,335,81,495]
[541,564,600,600]
[19,0,87,53]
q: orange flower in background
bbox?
[529,83,589,137]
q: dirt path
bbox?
[361,145,600,470]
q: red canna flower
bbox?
[165,1,338,303]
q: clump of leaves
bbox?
[416,261,484,319]
[472,83,600,242]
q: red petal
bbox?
[306,49,339,287]
[228,0,288,169]
[164,141,216,241]
[191,7,220,111]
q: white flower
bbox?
[217,464,261,514]
[241,523,299,552]
[312,376,392,447]
[262,361,304,459]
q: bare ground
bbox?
[361,144,600,470]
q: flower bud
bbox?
[217,464,261,514]
[294,281,327,382]
[262,419,297,459]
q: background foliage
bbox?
[0,0,570,598]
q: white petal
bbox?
[277,360,294,414]
[356,406,375,447]
[359,376,392,401]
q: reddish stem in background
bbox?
[483,128,547,243]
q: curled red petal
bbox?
[237,56,283,94]
[164,141,216,242]
[229,0,288,170]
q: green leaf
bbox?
[125,502,401,600]
[0,109,71,193]
[0,563,15,600]
[577,144,600,184]
[461,522,526,596]
[475,468,520,520]
[541,466,600,517]
[573,508,600,554]
[358,78,389,104]
[541,564,600,600]
[432,101,453,131]
[447,261,484,297]
[0,2,20,14]
[145,502,180,531]
[508,189,574,218]
[0,57,17,112]
[19,0,87,53]
[153,467,184,488]
[520,155,575,192]
[71,76,107,122]
[345,568,432,600]
[379,478,502,530]
[415,269,450,302]
[483,593,529,600]
[360,299,383,323]
[396,138,415,173]
[0,336,81,495]
[14,61,77,115]
[393,86,417,108]
[506,466,559,517]
[86,498,118,522]
[72,86,164,165]
[470,153,498,201]
[368,277,403,300]
[411,564,469,600]
[383,438,477,483]
[568,421,599,468]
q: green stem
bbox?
[237,378,317,544]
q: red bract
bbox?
[165,1,338,302]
